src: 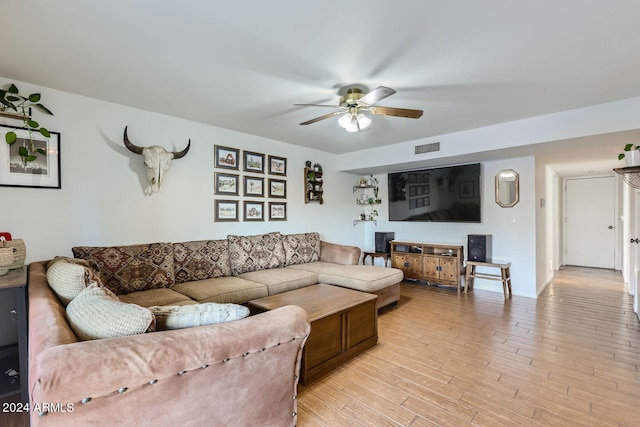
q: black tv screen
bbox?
[388,163,481,222]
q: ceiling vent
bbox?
[415,142,440,155]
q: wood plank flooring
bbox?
[1,266,638,426]
[297,266,640,426]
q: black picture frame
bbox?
[269,202,287,221]
[0,125,61,189]
[215,200,239,222]
[215,172,239,196]
[268,155,287,176]
[243,175,264,197]
[214,145,239,170]
[244,201,264,221]
[243,150,265,173]
[269,178,286,198]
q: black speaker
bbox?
[468,234,492,262]
[375,232,395,254]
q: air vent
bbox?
[415,142,440,155]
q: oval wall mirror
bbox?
[495,169,519,207]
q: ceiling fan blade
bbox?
[294,103,343,108]
[300,111,343,125]
[357,86,396,106]
[369,106,423,119]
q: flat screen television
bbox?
[388,163,481,222]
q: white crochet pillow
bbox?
[46,257,97,305]
[150,303,250,330]
[66,282,155,341]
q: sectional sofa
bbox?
[28,232,403,426]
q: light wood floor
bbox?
[297,266,640,426]
[2,266,638,427]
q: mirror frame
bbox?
[495,169,519,208]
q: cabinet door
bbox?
[423,256,439,280]
[406,254,423,279]
[440,257,459,282]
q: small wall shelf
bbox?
[614,166,640,189]
[353,185,375,192]
[353,219,377,226]
[304,167,323,204]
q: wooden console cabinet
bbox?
[391,241,464,290]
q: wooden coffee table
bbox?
[249,284,378,385]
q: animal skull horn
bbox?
[123,126,191,193]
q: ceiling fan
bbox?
[295,86,423,132]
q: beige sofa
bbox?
[28,232,403,426]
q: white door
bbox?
[565,176,616,268]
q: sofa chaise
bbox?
[28,232,403,426]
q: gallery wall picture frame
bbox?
[243,175,264,197]
[215,172,239,196]
[215,199,239,222]
[269,202,287,221]
[269,178,286,198]
[0,125,61,189]
[268,155,287,176]
[244,201,264,221]
[243,150,265,173]
[214,145,239,170]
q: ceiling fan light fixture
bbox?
[338,112,353,129]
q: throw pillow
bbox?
[227,232,286,275]
[66,282,155,341]
[282,232,321,265]
[173,239,231,283]
[72,242,175,295]
[150,303,250,330]
[46,257,100,305]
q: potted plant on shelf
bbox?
[0,83,54,167]
[619,143,640,166]
[313,162,322,172]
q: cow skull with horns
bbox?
[123,126,191,194]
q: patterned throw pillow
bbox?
[173,240,231,283]
[72,243,175,295]
[227,232,286,276]
[150,303,249,330]
[282,232,321,266]
[46,257,100,305]
[66,282,155,341]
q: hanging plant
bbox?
[0,83,54,165]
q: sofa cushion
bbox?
[173,239,231,283]
[288,262,404,292]
[282,232,321,266]
[150,303,250,330]
[46,257,100,305]
[172,276,268,304]
[72,242,175,295]
[66,282,155,341]
[119,288,197,307]
[239,268,317,295]
[227,232,286,275]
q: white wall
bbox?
[1,80,362,264]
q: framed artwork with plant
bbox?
[243,176,264,197]
[0,125,60,189]
[243,150,265,173]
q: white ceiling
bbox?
[3,1,640,176]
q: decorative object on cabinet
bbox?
[304,166,323,204]
[215,172,239,196]
[243,176,264,197]
[0,124,61,189]
[214,199,239,222]
[269,178,286,198]
[390,241,464,290]
[243,150,265,173]
[214,145,239,170]
[269,202,287,221]
[618,143,640,165]
[495,169,519,207]
[244,201,264,221]
[269,155,287,175]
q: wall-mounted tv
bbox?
[388,163,481,222]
